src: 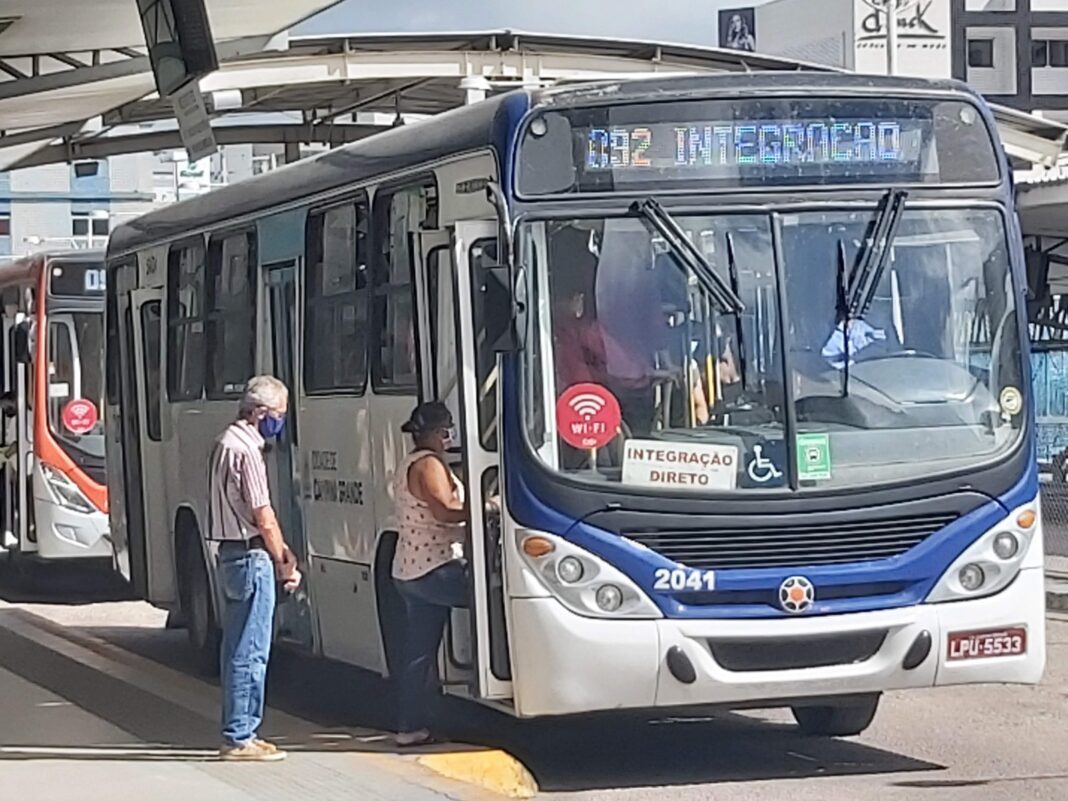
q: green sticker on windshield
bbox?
[797,433,831,481]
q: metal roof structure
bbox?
[0,0,343,169]
[3,28,1067,172]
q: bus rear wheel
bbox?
[181,544,220,677]
[791,693,880,737]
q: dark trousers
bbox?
[394,561,468,732]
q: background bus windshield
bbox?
[48,311,106,458]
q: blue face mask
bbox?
[258,413,286,440]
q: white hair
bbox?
[239,375,288,417]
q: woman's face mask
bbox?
[441,425,457,448]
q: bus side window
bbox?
[470,238,499,451]
[304,198,369,394]
[166,239,206,402]
[372,181,438,393]
[205,230,256,398]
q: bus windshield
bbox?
[47,311,106,459]
[520,206,1023,493]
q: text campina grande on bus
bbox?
[0,249,109,567]
[105,72,1045,735]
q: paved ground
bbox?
[2,562,1068,801]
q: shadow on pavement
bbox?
[78,622,942,791]
[0,559,133,605]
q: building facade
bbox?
[753,0,953,79]
[955,0,1068,116]
[0,142,318,260]
[753,0,1068,118]
[0,155,156,259]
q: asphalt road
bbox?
[4,564,1068,801]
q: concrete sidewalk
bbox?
[0,608,505,801]
[1046,554,1068,611]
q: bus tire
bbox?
[791,693,880,737]
[177,518,220,677]
[374,532,405,679]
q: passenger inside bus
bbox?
[596,227,671,436]
[547,222,722,444]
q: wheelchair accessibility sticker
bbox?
[747,444,783,485]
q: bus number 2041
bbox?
[653,568,716,592]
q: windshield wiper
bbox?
[836,238,851,398]
[630,198,745,315]
[847,188,908,318]
[725,232,750,390]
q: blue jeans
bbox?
[218,545,276,746]
[394,561,468,732]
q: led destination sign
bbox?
[586,119,912,172]
[517,98,1000,194]
[49,262,106,298]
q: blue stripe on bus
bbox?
[501,360,1040,620]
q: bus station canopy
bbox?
[2,27,1066,172]
[0,0,342,169]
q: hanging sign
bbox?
[62,399,98,435]
[556,383,622,450]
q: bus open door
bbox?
[412,220,513,703]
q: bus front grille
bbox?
[627,514,957,571]
[708,630,888,672]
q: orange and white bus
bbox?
[0,249,110,569]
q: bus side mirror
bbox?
[13,321,31,365]
[476,265,522,353]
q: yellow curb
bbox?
[418,749,538,798]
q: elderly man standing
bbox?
[208,375,300,761]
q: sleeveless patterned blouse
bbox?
[392,449,466,581]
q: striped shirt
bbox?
[208,420,272,542]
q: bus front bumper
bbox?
[508,564,1046,717]
[33,499,111,560]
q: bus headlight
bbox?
[927,506,1037,603]
[516,530,662,620]
[595,584,624,612]
[39,463,96,515]
[993,531,1019,560]
[557,556,585,584]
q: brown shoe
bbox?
[253,739,280,754]
[220,740,287,762]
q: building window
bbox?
[968,39,995,69]
[166,239,206,401]
[1051,41,1068,68]
[304,200,370,394]
[372,181,438,393]
[1033,39,1068,68]
[205,231,256,398]
[1034,40,1050,68]
[0,214,10,237]
[71,212,109,240]
[72,161,101,179]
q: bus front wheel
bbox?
[791,693,880,737]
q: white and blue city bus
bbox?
[106,72,1044,734]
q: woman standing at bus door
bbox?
[392,401,470,746]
